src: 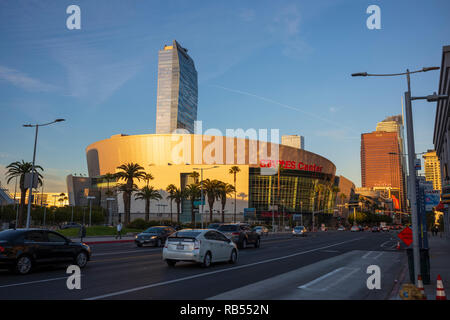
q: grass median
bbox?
[59,225,144,238]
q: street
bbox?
[0,231,405,300]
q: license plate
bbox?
[176,244,184,250]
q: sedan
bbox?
[371,226,380,232]
[0,228,91,275]
[163,229,238,267]
[217,223,260,249]
[337,226,346,231]
[292,226,307,236]
[135,226,176,247]
[350,226,360,232]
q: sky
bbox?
[0,0,449,193]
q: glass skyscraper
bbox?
[155,40,198,134]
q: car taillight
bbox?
[0,246,5,253]
[194,240,201,249]
[232,232,240,236]
[164,240,168,248]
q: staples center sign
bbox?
[259,159,323,173]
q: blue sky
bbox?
[0,0,449,192]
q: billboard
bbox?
[425,190,440,211]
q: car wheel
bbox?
[136,243,143,247]
[254,238,260,248]
[15,255,33,275]
[166,259,176,267]
[75,251,88,268]
[202,252,212,268]
[229,249,237,264]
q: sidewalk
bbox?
[390,233,450,300]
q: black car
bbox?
[135,226,176,247]
[60,222,81,229]
[0,228,91,275]
[217,223,260,249]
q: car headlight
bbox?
[135,235,138,239]
[151,236,157,239]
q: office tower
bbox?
[155,40,198,134]
[281,135,305,150]
[361,131,406,211]
[423,150,442,191]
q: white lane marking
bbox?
[372,252,384,259]
[298,267,360,291]
[362,251,374,259]
[320,250,340,253]
[84,237,363,300]
[0,274,83,289]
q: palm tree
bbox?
[6,160,44,227]
[228,166,241,222]
[217,182,235,223]
[185,183,201,225]
[134,186,162,222]
[166,184,177,222]
[115,163,146,224]
[202,179,221,223]
[168,187,185,223]
[189,171,200,183]
[143,173,154,188]
[103,173,116,198]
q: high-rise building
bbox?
[423,150,442,191]
[281,135,305,150]
[155,40,198,134]
[361,131,406,211]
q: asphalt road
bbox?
[0,230,404,300]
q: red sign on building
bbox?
[398,227,413,246]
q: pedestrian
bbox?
[116,221,123,239]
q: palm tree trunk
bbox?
[19,188,27,228]
[191,200,195,226]
[145,199,150,222]
[176,200,181,223]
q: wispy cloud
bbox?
[0,65,58,92]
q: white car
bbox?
[162,229,238,267]
[253,226,269,236]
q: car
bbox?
[207,223,223,230]
[60,222,81,229]
[381,226,390,232]
[371,226,380,232]
[253,226,269,236]
[0,228,91,275]
[350,226,360,232]
[292,226,307,236]
[135,226,176,247]
[337,226,346,231]
[217,223,260,249]
[162,229,238,267]
[358,225,365,232]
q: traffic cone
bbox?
[417,275,426,300]
[396,241,401,250]
[436,275,447,300]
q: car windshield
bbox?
[254,227,262,230]
[217,225,238,232]
[143,227,163,234]
[294,226,304,230]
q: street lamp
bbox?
[193,166,219,228]
[23,118,65,228]
[352,66,447,286]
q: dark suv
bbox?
[217,223,260,249]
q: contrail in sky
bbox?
[209,84,360,137]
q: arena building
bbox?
[85,133,338,224]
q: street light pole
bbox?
[351,66,447,286]
[23,119,65,228]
